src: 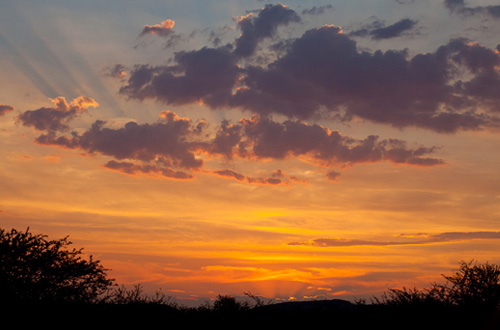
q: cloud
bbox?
[0,104,14,116]
[17,96,98,132]
[140,19,176,37]
[326,171,341,182]
[119,45,240,107]
[350,18,418,40]
[120,19,500,133]
[25,99,442,183]
[301,5,334,16]
[234,3,301,57]
[444,0,500,18]
[104,160,193,180]
[288,231,500,247]
[212,168,299,186]
[213,169,284,185]
[369,18,418,39]
[36,110,206,170]
[104,64,127,80]
[227,115,444,168]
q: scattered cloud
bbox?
[0,104,14,116]
[444,0,500,19]
[350,17,418,40]
[14,3,500,185]
[140,19,176,37]
[17,96,98,132]
[103,64,127,80]
[372,18,418,39]
[288,231,500,247]
[212,168,300,186]
[301,5,335,16]
[119,16,500,133]
[21,99,443,182]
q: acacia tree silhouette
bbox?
[380,260,500,311]
[442,260,500,309]
[0,227,114,304]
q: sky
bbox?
[1,0,500,305]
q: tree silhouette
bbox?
[0,227,114,304]
[440,260,500,309]
[379,260,500,311]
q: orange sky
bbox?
[1,0,500,306]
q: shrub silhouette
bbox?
[378,260,500,311]
[0,227,114,304]
[441,260,500,309]
[212,294,249,313]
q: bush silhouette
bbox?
[379,260,500,311]
[441,260,500,309]
[0,227,114,304]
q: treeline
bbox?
[2,227,500,329]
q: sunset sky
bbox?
[1,0,500,305]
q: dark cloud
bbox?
[36,110,207,173]
[104,160,193,180]
[232,29,500,132]
[17,96,98,132]
[120,19,500,133]
[213,168,288,185]
[213,169,246,182]
[208,115,444,168]
[370,18,418,40]
[26,101,443,182]
[301,5,334,16]
[350,18,418,40]
[119,45,240,108]
[234,3,301,57]
[288,231,500,247]
[0,104,14,116]
[444,0,500,18]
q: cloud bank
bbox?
[17,96,443,183]
[118,4,500,133]
[14,3,500,184]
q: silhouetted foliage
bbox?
[107,283,178,306]
[378,260,500,311]
[0,227,114,304]
[212,294,249,313]
[441,260,500,309]
[3,227,500,329]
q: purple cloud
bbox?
[120,20,500,133]
[234,3,301,57]
[0,104,14,116]
[350,18,418,40]
[17,96,98,132]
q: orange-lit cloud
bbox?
[140,19,176,37]
[17,96,98,132]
